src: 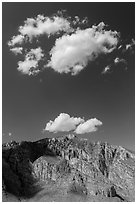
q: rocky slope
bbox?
[2,135,135,202]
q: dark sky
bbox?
[2,2,135,150]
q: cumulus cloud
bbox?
[18,14,72,40]
[17,47,44,75]
[75,118,102,134]
[45,113,102,134]
[47,22,119,75]
[45,113,84,133]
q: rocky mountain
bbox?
[2,134,135,202]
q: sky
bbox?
[2,2,135,151]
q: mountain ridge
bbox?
[2,134,135,202]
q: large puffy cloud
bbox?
[47,22,119,75]
[45,113,102,134]
[45,113,84,133]
[17,47,44,75]
[75,118,102,134]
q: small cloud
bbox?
[102,65,111,74]
[118,45,122,50]
[17,47,44,75]
[10,47,23,55]
[8,34,24,47]
[114,57,127,65]
[101,57,128,75]
[125,39,135,51]
[75,118,102,134]
[114,57,119,64]
[8,132,12,136]
[118,39,135,54]
[102,57,128,74]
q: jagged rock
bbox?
[69,171,88,195]
[2,135,135,202]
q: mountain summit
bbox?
[2,134,135,202]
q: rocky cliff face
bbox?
[2,135,135,202]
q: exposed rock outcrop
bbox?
[2,134,135,202]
